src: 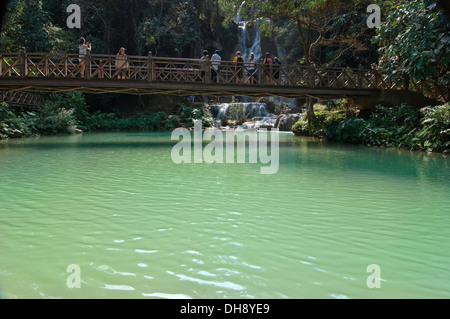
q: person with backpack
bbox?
[264,52,273,84]
[233,51,245,84]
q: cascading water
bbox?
[210,103,278,130]
[204,2,282,131]
[213,103,268,120]
[235,2,262,62]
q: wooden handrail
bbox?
[0,51,447,102]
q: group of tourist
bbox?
[79,37,282,84]
[201,49,282,85]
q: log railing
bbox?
[0,49,448,102]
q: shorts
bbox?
[236,68,244,79]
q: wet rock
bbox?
[275,114,301,132]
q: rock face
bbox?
[275,114,300,132]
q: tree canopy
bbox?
[0,0,233,58]
[374,0,450,87]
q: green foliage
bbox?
[165,115,181,129]
[34,104,78,136]
[293,102,450,153]
[0,100,79,138]
[84,111,166,132]
[180,105,201,127]
[374,0,450,86]
[413,104,450,153]
[222,0,375,66]
[326,117,367,143]
[224,103,249,124]
[325,103,450,153]
[81,110,184,132]
[0,0,74,52]
[292,119,309,136]
[179,105,213,127]
[42,92,90,128]
[293,107,349,137]
[0,102,34,138]
[201,105,215,128]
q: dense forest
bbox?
[0,0,449,152]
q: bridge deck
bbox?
[0,77,382,99]
[0,51,447,101]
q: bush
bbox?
[179,104,213,128]
[42,92,90,129]
[201,104,215,127]
[323,103,450,153]
[180,105,198,127]
[165,115,181,129]
[327,118,367,144]
[34,104,77,135]
[292,118,309,136]
[0,102,35,138]
[413,104,450,153]
[226,103,248,122]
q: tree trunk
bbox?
[305,97,316,134]
[296,17,316,130]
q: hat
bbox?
[120,47,126,51]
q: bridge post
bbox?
[20,47,27,78]
[85,51,91,79]
[44,53,49,77]
[205,56,211,84]
[147,51,153,81]
[257,62,265,85]
[64,54,68,77]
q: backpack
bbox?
[237,56,244,65]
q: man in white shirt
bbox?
[210,50,221,83]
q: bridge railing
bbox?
[0,50,448,102]
[0,91,42,107]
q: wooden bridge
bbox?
[0,50,448,104]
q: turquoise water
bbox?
[0,132,449,299]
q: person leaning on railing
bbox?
[116,47,129,79]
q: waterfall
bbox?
[210,102,277,130]
[247,103,268,117]
[235,2,262,62]
[213,103,268,120]
[217,104,230,120]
